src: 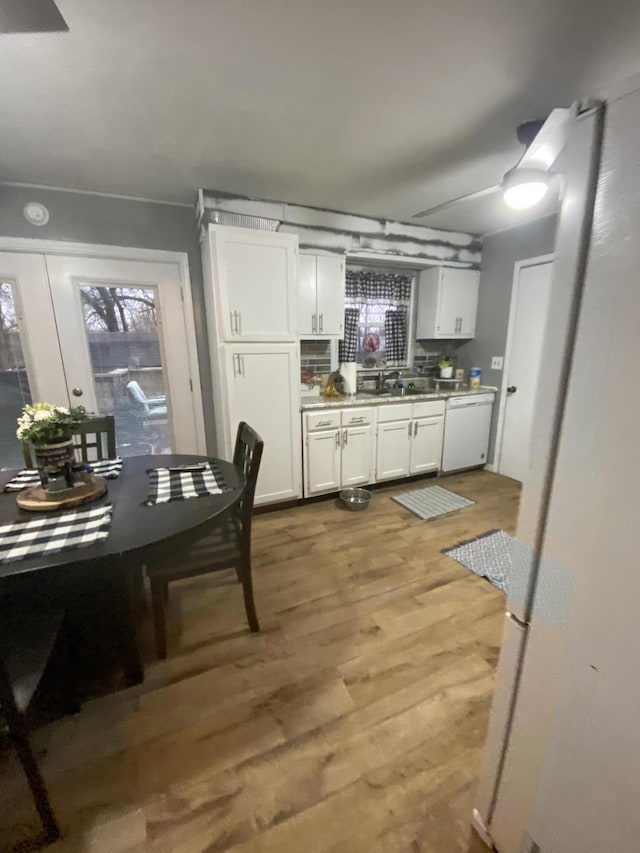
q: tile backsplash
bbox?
[413,340,448,375]
[300,340,332,374]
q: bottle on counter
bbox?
[469,367,482,387]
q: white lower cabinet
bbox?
[304,399,446,495]
[342,424,374,487]
[304,408,374,496]
[306,429,341,495]
[223,343,302,505]
[410,416,444,474]
[376,420,412,482]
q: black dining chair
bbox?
[147,422,264,659]
[22,415,116,468]
[0,604,80,844]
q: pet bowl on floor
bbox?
[339,488,372,511]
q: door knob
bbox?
[507,385,517,394]
[72,387,83,397]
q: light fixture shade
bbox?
[503,168,550,210]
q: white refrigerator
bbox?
[473,78,640,853]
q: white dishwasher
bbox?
[441,393,495,473]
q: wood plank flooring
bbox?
[0,470,520,852]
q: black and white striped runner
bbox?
[0,504,112,564]
[144,462,232,506]
[4,458,123,492]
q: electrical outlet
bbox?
[491,356,504,370]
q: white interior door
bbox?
[499,261,553,481]
[0,249,203,466]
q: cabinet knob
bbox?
[507,385,517,394]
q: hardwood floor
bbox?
[0,470,520,852]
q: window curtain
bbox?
[345,271,412,301]
[339,270,412,365]
[338,308,360,362]
[384,306,408,363]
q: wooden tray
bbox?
[16,476,107,512]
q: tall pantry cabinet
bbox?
[201,224,302,505]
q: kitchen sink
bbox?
[359,388,435,398]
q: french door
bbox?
[0,249,204,469]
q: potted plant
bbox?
[16,403,87,476]
[438,357,455,379]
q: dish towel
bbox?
[4,458,123,492]
[144,462,232,506]
[0,504,112,564]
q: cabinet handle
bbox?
[236,354,243,376]
[316,420,331,426]
[414,421,418,437]
[237,312,242,335]
[343,429,348,448]
[230,311,236,334]
[312,313,317,334]
[335,431,341,448]
[319,313,323,333]
[408,422,412,439]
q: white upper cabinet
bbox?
[416,266,480,339]
[297,252,345,337]
[205,225,298,342]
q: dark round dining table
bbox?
[0,454,243,683]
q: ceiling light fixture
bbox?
[502,168,550,210]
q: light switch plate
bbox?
[491,356,504,370]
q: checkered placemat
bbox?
[4,458,123,492]
[144,462,232,506]
[0,504,113,564]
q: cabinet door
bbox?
[376,420,412,482]
[341,424,373,487]
[297,253,317,336]
[211,226,298,342]
[457,270,480,336]
[224,344,301,504]
[440,268,480,338]
[410,416,444,474]
[305,429,341,496]
[437,268,463,337]
[315,255,345,337]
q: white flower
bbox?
[34,409,54,421]
[55,406,69,415]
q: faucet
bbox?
[377,370,401,392]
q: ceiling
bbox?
[2,0,640,235]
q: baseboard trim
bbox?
[484,463,497,473]
[471,809,495,850]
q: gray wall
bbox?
[0,185,214,450]
[456,214,558,464]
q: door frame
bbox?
[0,237,206,454]
[494,253,555,475]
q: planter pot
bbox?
[33,439,75,486]
[439,365,454,379]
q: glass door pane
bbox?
[0,281,32,469]
[79,284,171,457]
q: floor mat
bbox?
[442,529,513,592]
[391,484,475,520]
[442,529,576,623]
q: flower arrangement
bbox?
[16,403,87,447]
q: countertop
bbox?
[301,385,498,411]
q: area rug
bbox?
[442,529,576,624]
[392,485,475,520]
[442,529,514,592]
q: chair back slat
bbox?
[21,415,116,467]
[232,422,264,548]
